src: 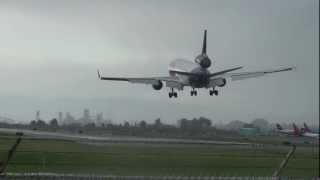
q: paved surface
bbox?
[0,128,251,146]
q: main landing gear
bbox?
[209,88,218,96]
[190,88,198,96]
[169,88,178,98]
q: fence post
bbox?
[272,144,296,178]
[0,134,22,174]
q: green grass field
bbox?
[0,134,318,178]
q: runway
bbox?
[0,128,251,146]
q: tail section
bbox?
[303,123,311,133]
[202,30,207,54]
[292,123,301,136]
[276,123,283,130]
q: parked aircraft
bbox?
[98,30,295,98]
[276,123,301,136]
[301,123,319,138]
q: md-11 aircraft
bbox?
[98,30,295,98]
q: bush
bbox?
[282,141,291,146]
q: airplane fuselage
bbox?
[169,62,211,88]
[278,130,297,136]
[168,53,212,89]
[302,132,319,138]
[188,67,211,88]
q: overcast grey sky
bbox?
[0,0,318,125]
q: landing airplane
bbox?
[97,30,295,98]
[276,123,301,136]
[301,123,319,138]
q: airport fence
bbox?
[0,134,318,179]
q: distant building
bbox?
[97,113,103,121]
[58,112,63,123]
[225,120,245,131]
[36,110,40,121]
[76,109,91,125]
[240,127,259,137]
[96,113,103,126]
[83,109,90,120]
[178,117,211,129]
[63,112,76,124]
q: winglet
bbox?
[97,69,101,79]
[202,29,207,54]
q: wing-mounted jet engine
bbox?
[152,80,163,90]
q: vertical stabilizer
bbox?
[276,124,283,130]
[202,30,207,54]
[303,123,311,132]
[292,123,300,135]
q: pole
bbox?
[0,134,23,174]
[272,144,296,178]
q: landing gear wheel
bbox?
[191,90,197,96]
[209,88,218,96]
[169,89,178,98]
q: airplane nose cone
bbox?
[200,58,211,68]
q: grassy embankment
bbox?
[0,133,318,177]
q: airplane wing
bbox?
[97,70,182,88]
[170,66,243,77]
[216,67,295,81]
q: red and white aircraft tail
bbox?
[292,123,301,136]
[276,123,301,136]
[303,122,312,133]
[276,123,283,131]
[301,123,319,139]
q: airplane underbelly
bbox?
[189,76,209,88]
[178,75,189,84]
[168,59,210,88]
